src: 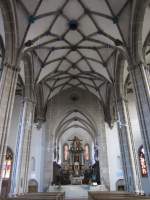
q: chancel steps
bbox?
[6,191,150,200]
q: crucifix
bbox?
[68,136,82,150]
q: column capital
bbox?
[23,97,36,105]
[116,97,128,103]
[127,61,146,72]
[35,110,45,122]
[3,62,20,72]
[127,61,141,72]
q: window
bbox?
[84,144,90,161]
[2,148,13,179]
[0,35,4,80]
[63,144,69,161]
[139,146,148,177]
[31,157,36,171]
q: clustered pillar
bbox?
[116,98,135,192]
[129,63,150,174]
[16,99,35,194]
[0,64,19,191]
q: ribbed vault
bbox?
[15,0,133,111]
[55,110,97,143]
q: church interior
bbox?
[0,0,150,199]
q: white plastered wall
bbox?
[28,123,45,192]
[105,122,123,191]
[7,95,23,154]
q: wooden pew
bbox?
[0,196,7,200]
[8,192,65,200]
[88,191,150,200]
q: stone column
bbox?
[97,131,110,190]
[129,63,150,173]
[44,134,54,190]
[116,99,135,192]
[141,65,150,90]
[10,99,24,195]
[16,99,35,194]
[0,64,18,190]
[49,135,54,186]
[125,100,143,194]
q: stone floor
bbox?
[48,185,106,199]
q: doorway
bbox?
[28,179,38,193]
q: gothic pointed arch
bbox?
[129,0,149,64]
[55,107,97,142]
[0,0,18,66]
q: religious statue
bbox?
[70,136,82,150]
[74,162,80,176]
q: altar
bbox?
[53,136,100,185]
[62,136,85,180]
[70,176,84,185]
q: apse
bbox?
[58,127,95,165]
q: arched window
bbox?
[2,147,13,179]
[31,157,36,171]
[63,144,69,161]
[0,32,5,80]
[139,146,148,177]
[84,144,90,161]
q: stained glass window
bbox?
[2,148,13,179]
[84,144,90,161]
[139,146,148,177]
[0,35,4,80]
[63,144,69,161]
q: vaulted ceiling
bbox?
[55,110,96,142]
[16,0,133,108]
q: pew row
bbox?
[88,191,150,200]
[8,192,65,200]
